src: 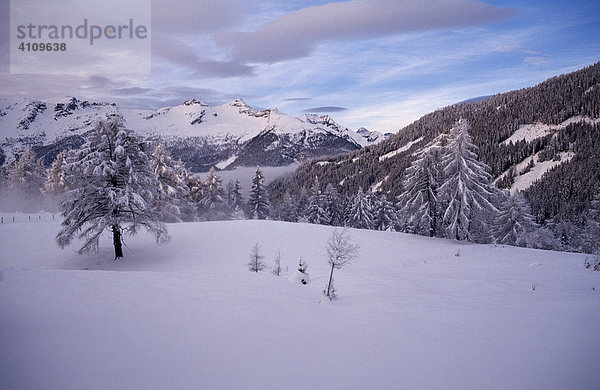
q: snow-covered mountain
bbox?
[0,97,378,171]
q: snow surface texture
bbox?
[1,215,599,389]
[501,116,600,145]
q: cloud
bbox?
[153,37,255,78]
[303,106,348,113]
[282,97,313,102]
[216,0,516,63]
[112,87,154,96]
[152,0,246,33]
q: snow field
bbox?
[1,218,599,389]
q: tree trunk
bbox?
[112,224,123,259]
[326,263,335,297]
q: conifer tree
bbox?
[56,119,169,259]
[306,177,331,225]
[5,146,47,210]
[151,144,192,222]
[247,167,271,220]
[324,183,344,226]
[398,147,441,237]
[198,167,231,221]
[373,194,398,231]
[493,192,537,246]
[279,191,299,222]
[438,120,498,242]
[43,151,68,210]
[346,187,374,229]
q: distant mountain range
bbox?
[0,97,389,171]
[277,62,600,224]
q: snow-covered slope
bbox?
[0,97,376,171]
[1,216,599,389]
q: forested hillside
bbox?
[271,62,600,226]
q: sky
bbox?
[1,0,599,132]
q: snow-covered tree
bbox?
[43,151,68,210]
[324,228,359,300]
[345,187,374,229]
[5,146,47,211]
[56,119,169,259]
[493,192,537,246]
[227,179,244,212]
[278,191,299,222]
[398,148,441,237]
[198,167,231,221]
[151,144,192,222]
[324,183,344,226]
[306,177,331,225]
[373,194,398,231]
[583,190,600,254]
[247,167,271,220]
[247,243,266,272]
[438,120,498,242]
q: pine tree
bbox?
[398,147,441,237]
[198,167,231,221]
[56,119,169,259]
[227,179,244,210]
[346,187,374,229]
[439,120,498,242]
[43,151,68,210]
[151,144,192,222]
[278,191,299,222]
[493,192,537,246]
[306,177,331,225]
[324,183,344,226]
[373,194,398,231]
[247,167,271,220]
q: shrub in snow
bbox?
[324,228,358,300]
[247,243,266,272]
[289,258,309,284]
[272,251,282,276]
[584,256,600,271]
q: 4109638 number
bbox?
[18,42,67,52]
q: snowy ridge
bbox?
[0,97,380,171]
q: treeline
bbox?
[270,61,600,239]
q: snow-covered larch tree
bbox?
[583,190,600,254]
[345,187,374,229]
[247,167,271,220]
[151,144,192,222]
[398,147,441,237]
[56,119,169,259]
[324,228,358,300]
[438,120,498,242]
[43,151,68,210]
[198,167,231,221]
[493,192,537,247]
[5,146,47,211]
